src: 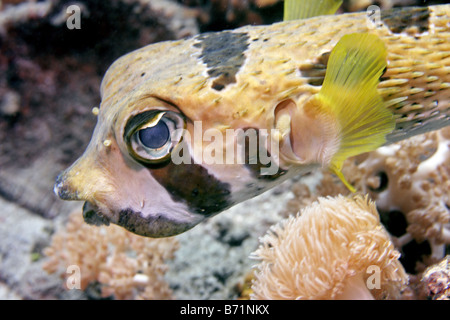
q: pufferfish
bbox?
[54,0,450,237]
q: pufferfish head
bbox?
[53,36,303,238]
[54,25,393,237]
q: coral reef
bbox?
[250,195,408,300]
[281,128,449,298]
[43,211,179,300]
[421,255,450,300]
[177,0,284,31]
[349,127,450,268]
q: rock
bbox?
[0,90,20,116]
[0,196,82,299]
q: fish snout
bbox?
[54,170,81,201]
[53,154,112,203]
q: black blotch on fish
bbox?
[117,208,191,237]
[195,31,250,91]
[299,51,330,86]
[381,7,430,34]
[380,66,388,81]
[82,201,110,226]
[148,142,232,216]
[242,128,287,181]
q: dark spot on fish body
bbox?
[82,201,110,226]
[380,66,388,81]
[149,158,232,216]
[242,128,287,181]
[212,82,225,91]
[117,209,143,234]
[195,31,250,91]
[381,7,430,34]
[299,52,330,86]
[117,208,189,237]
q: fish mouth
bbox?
[82,201,111,227]
[54,172,79,201]
[82,201,204,238]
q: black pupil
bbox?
[138,120,170,149]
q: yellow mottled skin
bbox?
[101,5,448,150]
[55,5,450,237]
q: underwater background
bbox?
[0,0,448,299]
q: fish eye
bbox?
[125,110,185,164]
[138,119,170,149]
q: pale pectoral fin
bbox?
[284,0,342,21]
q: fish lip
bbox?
[116,208,203,238]
[82,201,204,238]
[82,201,111,226]
[54,172,77,200]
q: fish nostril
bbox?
[53,172,78,201]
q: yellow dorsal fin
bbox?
[316,33,395,192]
[284,0,342,21]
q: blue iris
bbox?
[138,120,170,149]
